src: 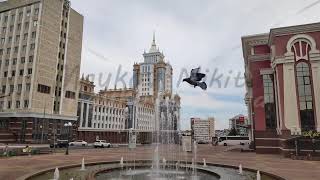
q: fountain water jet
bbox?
[120,157,124,168]
[53,167,59,180]
[162,158,167,169]
[239,164,243,175]
[257,170,261,180]
[175,162,179,172]
[80,158,86,171]
[203,158,207,167]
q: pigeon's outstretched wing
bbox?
[190,67,205,81]
[183,78,197,87]
[190,67,200,76]
[197,81,207,90]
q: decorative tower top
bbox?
[149,32,158,53]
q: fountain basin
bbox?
[23,160,285,180]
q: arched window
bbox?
[292,40,315,131]
[295,62,315,131]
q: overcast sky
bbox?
[70,0,320,130]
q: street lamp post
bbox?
[312,138,316,155]
[40,125,43,144]
[64,122,72,155]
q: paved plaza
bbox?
[0,145,319,180]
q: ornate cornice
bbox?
[241,33,269,62]
[269,22,320,46]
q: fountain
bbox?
[152,145,160,177]
[80,158,86,171]
[192,141,197,176]
[257,170,261,180]
[162,158,167,169]
[175,162,179,172]
[120,157,124,168]
[53,167,59,180]
[27,97,283,180]
[239,164,243,175]
[203,158,207,167]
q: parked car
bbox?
[93,140,111,148]
[50,140,69,148]
[69,140,88,147]
[197,140,208,144]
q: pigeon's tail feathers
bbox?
[199,82,207,90]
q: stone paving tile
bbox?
[0,145,319,180]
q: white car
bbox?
[94,140,111,148]
[69,140,88,147]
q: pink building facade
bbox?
[242,23,320,155]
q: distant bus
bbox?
[217,136,250,146]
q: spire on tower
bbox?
[152,31,156,45]
[149,31,158,53]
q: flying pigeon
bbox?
[183,67,207,90]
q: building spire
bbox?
[152,31,156,45]
[149,31,158,53]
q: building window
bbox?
[28,68,32,74]
[7,101,11,109]
[10,85,14,93]
[11,70,15,77]
[22,45,26,52]
[13,58,17,65]
[26,83,31,91]
[27,10,31,16]
[4,71,8,77]
[296,62,315,131]
[0,101,4,110]
[17,24,21,31]
[31,32,36,39]
[2,86,6,94]
[29,56,33,63]
[33,20,38,27]
[19,12,23,20]
[23,33,28,40]
[34,8,39,16]
[5,59,9,66]
[19,69,24,76]
[24,22,29,29]
[291,40,315,131]
[16,101,20,108]
[21,57,25,63]
[17,84,22,93]
[263,74,277,129]
[16,35,20,42]
[37,84,51,94]
[65,91,75,99]
[24,100,29,108]
[30,44,35,50]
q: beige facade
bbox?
[191,117,215,143]
[0,0,83,120]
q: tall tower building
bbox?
[133,34,180,143]
[0,0,83,143]
[133,33,173,98]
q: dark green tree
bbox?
[228,128,239,136]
